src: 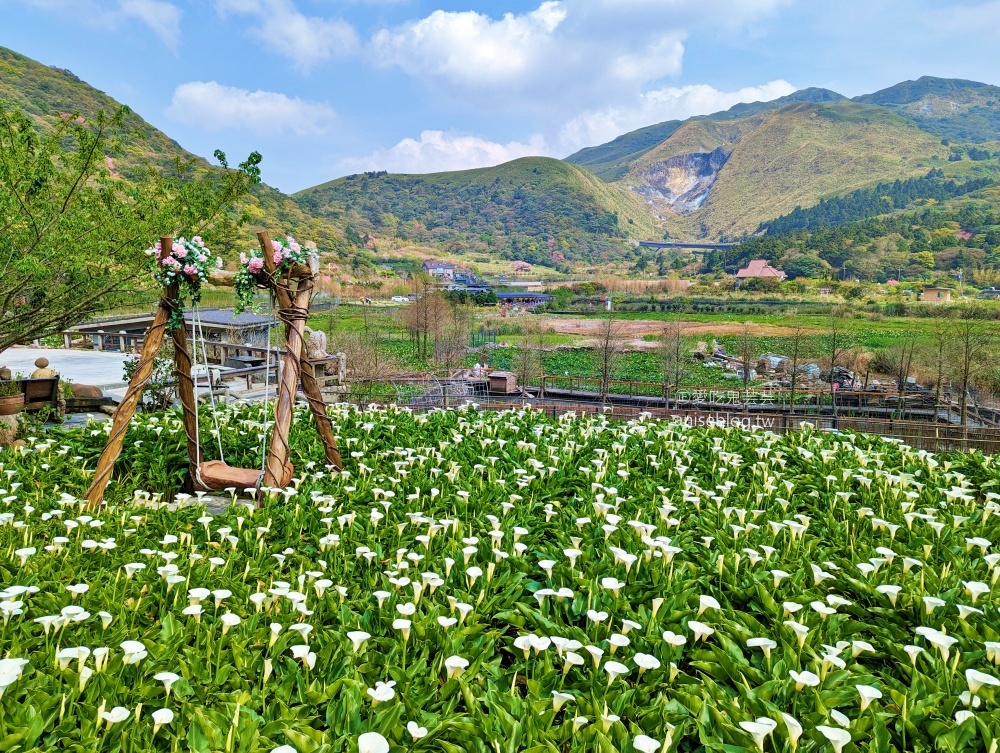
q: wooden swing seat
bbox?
[195,459,294,492]
[84,232,341,509]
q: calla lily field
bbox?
[1,402,1000,752]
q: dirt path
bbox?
[544,316,807,349]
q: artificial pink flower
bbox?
[239,252,248,264]
[162,256,175,266]
[272,240,282,253]
[184,264,198,276]
[216,258,224,268]
[248,257,265,274]
[197,254,207,263]
[289,241,301,253]
[273,251,283,265]
[192,236,203,245]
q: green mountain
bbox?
[616,100,960,240]
[853,76,1000,142]
[294,158,659,268]
[0,45,363,265]
[555,78,1000,244]
[6,40,1000,273]
[299,79,1000,262]
[566,87,846,181]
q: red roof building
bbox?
[736,259,787,281]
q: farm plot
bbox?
[0,404,998,752]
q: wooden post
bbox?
[300,361,343,469]
[85,266,177,507]
[256,231,342,471]
[257,232,305,486]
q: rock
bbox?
[71,384,103,399]
[637,147,728,214]
[0,368,10,381]
[31,356,58,379]
[303,326,329,361]
[99,405,117,417]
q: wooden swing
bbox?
[84,231,342,506]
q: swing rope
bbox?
[194,304,226,463]
[260,292,276,477]
[189,306,204,489]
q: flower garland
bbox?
[146,237,223,331]
[234,236,310,314]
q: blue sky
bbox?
[3,0,1000,192]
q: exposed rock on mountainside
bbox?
[634,146,728,214]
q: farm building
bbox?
[920,287,953,303]
[735,259,787,282]
[422,261,456,280]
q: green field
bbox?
[2,404,999,751]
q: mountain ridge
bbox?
[564,86,847,182]
[3,41,999,273]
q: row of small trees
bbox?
[330,283,475,382]
[505,306,998,425]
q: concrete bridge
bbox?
[637,241,739,251]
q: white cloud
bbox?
[370,2,567,87]
[119,0,181,44]
[609,33,686,84]
[365,0,794,119]
[339,130,550,174]
[18,0,182,43]
[559,79,797,152]
[215,0,359,72]
[167,81,336,136]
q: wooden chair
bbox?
[18,378,61,413]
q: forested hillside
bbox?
[721,191,1000,281]
[759,170,999,235]
[295,158,659,268]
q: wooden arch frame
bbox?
[84,231,342,506]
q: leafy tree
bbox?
[782,254,830,280]
[739,277,782,293]
[0,103,261,354]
